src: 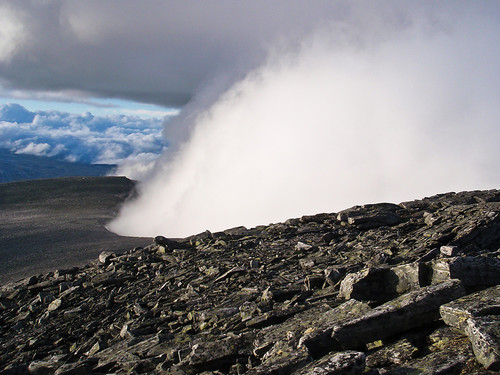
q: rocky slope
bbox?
[1,189,499,374]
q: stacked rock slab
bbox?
[0,189,499,374]
[440,286,500,370]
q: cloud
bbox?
[0,0,412,107]
[0,103,168,167]
[109,2,500,238]
[15,141,51,156]
[1,2,499,238]
[0,3,27,62]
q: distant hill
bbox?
[0,148,116,183]
[0,176,149,283]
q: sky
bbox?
[1,1,499,237]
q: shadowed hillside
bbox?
[0,148,115,183]
[0,176,149,283]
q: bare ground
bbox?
[0,176,150,284]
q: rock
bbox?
[247,342,311,375]
[223,226,252,238]
[296,242,313,251]
[431,256,500,287]
[365,339,418,367]
[187,332,254,369]
[253,304,332,358]
[299,300,372,357]
[383,335,473,374]
[332,280,465,350]
[154,235,190,249]
[293,351,365,375]
[98,251,115,265]
[28,355,66,375]
[339,263,424,302]
[0,189,499,374]
[339,268,392,302]
[465,315,500,370]
[323,268,341,286]
[337,203,402,229]
[427,326,466,353]
[53,359,98,375]
[440,285,500,331]
[38,292,56,305]
[305,275,325,290]
[440,245,459,256]
[214,266,246,283]
[47,298,62,311]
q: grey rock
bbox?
[384,330,473,374]
[332,280,465,350]
[440,245,459,256]
[440,285,500,331]
[28,355,66,375]
[53,359,97,375]
[47,298,62,311]
[465,315,500,371]
[365,338,418,367]
[98,251,115,265]
[299,300,372,357]
[337,203,402,229]
[247,342,311,375]
[187,332,253,368]
[339,263,424,302]
[293,351,365,375]
[254,304,332,358]
[37,292,56,305]
[431,256,500,287]
[1,189,499,374]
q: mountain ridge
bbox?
[0,148,116,183]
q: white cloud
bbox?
[0,103,167,168]
[109,152,161,181]
[109,4,500,238]
[14,142,51,156]
[0,4,27,62]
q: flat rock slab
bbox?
[384,336,473,375]
[431,257,500,287]
[339,263,423,302]
[299,300,372,357]
[331,280,465,350]
[465,315,500,371]
[440,285,500,331]
[187,332,254,369]
[246,343,311,375]
[365,339,418,368]
[293,351,365,375]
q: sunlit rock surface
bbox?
[0,189,499,374]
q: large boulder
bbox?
[332,280,465,350]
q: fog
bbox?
[109,4,500,237]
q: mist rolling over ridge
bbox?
[109,3,500,238]
[0,1,498,238]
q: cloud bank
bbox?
[109,2,500,237]
[0,103,167,179]
[0,0,385,107]
[1,1,499,238]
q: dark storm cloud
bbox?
[0,0,444,107]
